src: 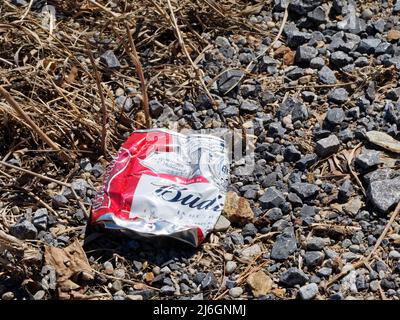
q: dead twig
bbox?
[165,0,214,103]
[85,43,109,156]
[124,22,151,128]
[0,85,61,151]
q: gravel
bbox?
[2,0,400,302]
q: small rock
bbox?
[32,208,48,231]
[226,261,237,274]
[304,251,324,268]
[214,215,231,232]
[271,227,297,261]
[330,51,352,68]
[357,38,382,54]
[9,219,37,240]
[325,108,345,125]
[328,89,348,105]
[306,237,327,251]
[223,192,254,225]
[242,223,258,237]
[355,150,381,171]
[149,100,164,118]
[229,287,243,298]
[389,250,400,260]
[266,208,283,222]
[100,50,121,69]
[240,244,262,259]
[113,268,125,279]
[52,194,69,207]
[1,292,14,300]
[259,187,285,209]
[318,66,337,84]
[310,57,325,69]
[367,177,400,213]
[299,283,318,300]
[240,100,258,114]
[115,96,133,112]
[279,267,309,287]
[290,183,319,200]
[103,261,114,275]
[33,290,46,300]
[315,135,340,157]
[339,180,353,202]
[71,179,89,198]
[218,70,243,95]
[387,29,400,42]
[284,145,302,162]
[201,272,217,289]
[246,271,273,297]
[160,285,175,296]
[343,197,363,215]
[295,45,318,66]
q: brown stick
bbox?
[0,85,60,151]
[124,22,151,128]
[85,44,109,156]
[165,0,214,103]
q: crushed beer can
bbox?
[91,129,230,246]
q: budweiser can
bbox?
[91,129,230,246]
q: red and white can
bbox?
[91,129,229,246]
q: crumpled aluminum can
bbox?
[91,129,229,246]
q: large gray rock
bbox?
[367,177,400,213]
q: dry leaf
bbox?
[387,29,400,42]
[44,240,93,298]
[283,50,295,65]
[366,131,400,153]
[65,66,78,84]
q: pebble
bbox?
[1,292,15,300]
[367,177,400,213]
[315,135,340,157]
[328,89,349,105]
[9,219,37,240]
[225,261,237,274]
[201,272,218,289]
[100,50,121,68]
[271,227,297,261]
[214,215,231,232]
[279,267,309,287]
[325,108,345,125]
[229,287,243,298]
[246,270,273,297]
[318,66,337,84]
[299,283,319,300]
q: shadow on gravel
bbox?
[83,224,198,266]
